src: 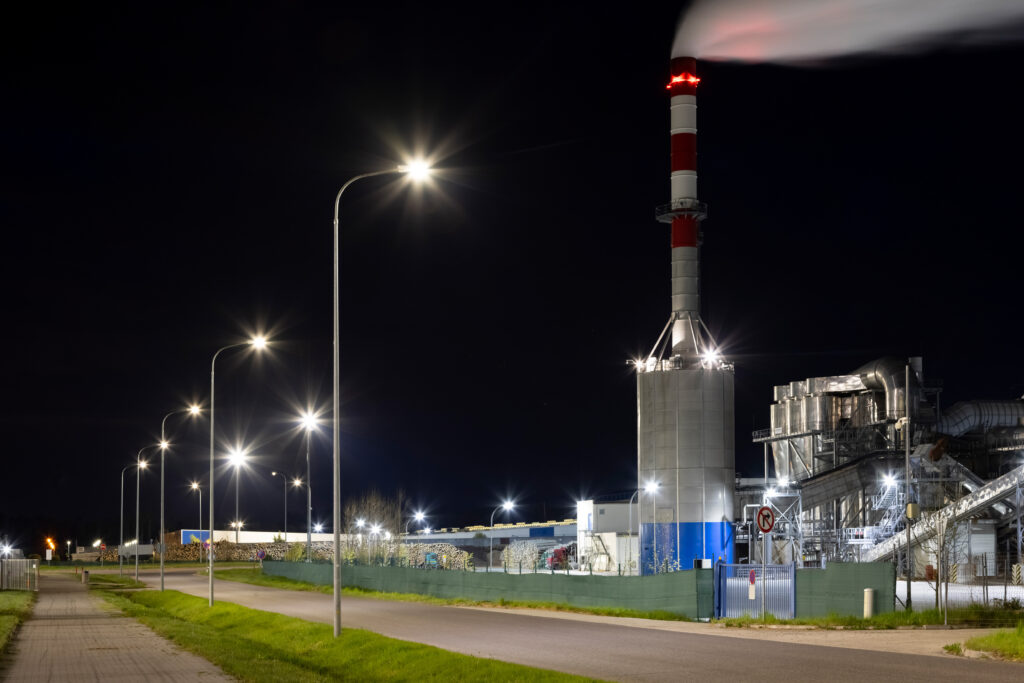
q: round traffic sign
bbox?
[756,506,775,534]
[256,549,267,560]
[748,569,756,585]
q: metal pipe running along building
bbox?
[635,57,735,574]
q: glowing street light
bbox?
[157,404,202,591]
[405,510,426,535]
[331,161,433,636]
[313,523,324,533]
[208,335,267,607]
[134,455,150,581]
[297,409,319,563]
[629,481,659,576]
[228,447,249,544]
[489,500,515,570]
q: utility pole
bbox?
[904,363,913,611]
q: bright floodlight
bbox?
[370,524,382,536]
[292,478,302,487]
[228,448,248,467]
[414,511,425,522]
[189,404,201,415]
[313,523,324,532]
[766,488,777,498]
[399,159,431,181]
[190,481,199,490]
[355,518,365,529]
[299,411,318,431]
[644,480,659,494]
[1,545,10,556]
[424,527,432,535]
[778,477,788,488]
[883,473,896,488]
[250,335,267,349]
[92,539,101,547]
[139,460,148,469]
[502,500,514,511]
[160,440,170,450]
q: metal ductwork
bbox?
[934,401,1024,437]
[854,356,920,419]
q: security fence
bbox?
[0,559,39,591]
[716,563,795,619]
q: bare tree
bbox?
[343,488,405,535]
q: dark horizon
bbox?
[3,4,1023,555]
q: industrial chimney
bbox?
[634,57,735,573]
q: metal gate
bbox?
[0,559,39,591]
[714,563,795,619]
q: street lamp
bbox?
[158,404,202,591]
[228,448,248,543]
[271,472,304,542]
[628,481,659,576]
[190,481,203,561]
[65,540,70,561]
[332,160,433,637]
[120,447,156,578]
[135,454,150,581]
[489,500,515,571]
[298,410,318,563]
[405,511,426,535]
[208,335,266,607]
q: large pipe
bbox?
[935,401,1024,437]
[854,357,920,419]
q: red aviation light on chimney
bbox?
[666,73,700,89]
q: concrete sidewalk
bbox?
[1,573,232,682]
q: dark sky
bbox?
[2,4,1022,553]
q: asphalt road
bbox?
[151,571,1020,682]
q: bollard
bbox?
[82,570,90,585]
[863,588,874,619]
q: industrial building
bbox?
[594,56,1024,582]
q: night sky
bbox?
[3,4,1023,554]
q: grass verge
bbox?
[214,568,690,622]
[716,605,1024,630]
[99,589,600,682]
[0,591,36,655]
[964,622,1024,661]
[943,642,963,656]
[87,574,145,589]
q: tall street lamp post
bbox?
[299,411,317,562]
[332,160,431,637]
[229,448,249,543]
[627,481,659,576]
[134,449,151,582]
[208,336,266,607]
[489,501,515,571]
[405,511,426,535]
[271,472,302,541]
[158,405,201,591]
[190,482,203,561]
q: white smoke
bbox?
[674,0,1024,63]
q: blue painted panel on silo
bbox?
[529,527,554,537]
[640,522,734,574]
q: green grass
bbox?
[40,561,254,572]
[0,591,36,655]
[87,574,145,589]
[716,605,1024,630]
[943,642,964,656]
[214,568,690,621]
[99,589,600,682]
[965,621,1024,661]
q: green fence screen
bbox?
[263,562,713,619]
[796,562,896,617]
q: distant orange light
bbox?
[667,73,700,89]
[45,537,55,550]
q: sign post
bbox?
[756,506,776,620]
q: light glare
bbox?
[400,159,432,181]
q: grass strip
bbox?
[0,591,36,655]
[87,574,145,589]
[716,605,1024,630]
[214,568,690,622]
[100,589,600,682]
[964,621,1024,661]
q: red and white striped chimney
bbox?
[660,56,706,355]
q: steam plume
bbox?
[674,0,1024,63]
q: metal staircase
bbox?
[862,464,1024,562]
